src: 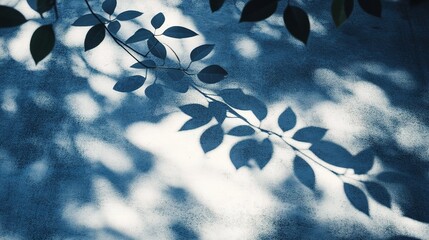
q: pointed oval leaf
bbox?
[332,0,354,27]
[36,0,55,15]
[84,24,105,51]
[166,69,185,81]
[344,182,369,216]
[364,181,391,208]
[72,14,107,26]
[283,5,310,44]
[125,28,153,44]
[145,84,164,100]
[147,36,166,59]
[108,20,121,34]
[353,148,375,174]
[294,156,315,190]
[102,0,117,15]
[30,24,55,64]
[0,6,27,28]
[256,138,273,169]
[130,59,157,69]
[179,118,211,131]
[113,75,145,92]
[163,26,198,38]
[209,101,227,123]
[197,65,228,84]
[210,0,226,12]
[117,10,143,21]
[151,12,165,29]
[358,0,381,17]
[227,125,255,136]
[200,124,224,153]
[230,139,258,169]
[179,104,210,119]
[293,126,327,143]
[190,44,215,62]
[278,107,296,132]
[240,0,278,22]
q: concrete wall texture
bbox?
[0,0,428,239]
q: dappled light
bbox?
[1,0,429,239]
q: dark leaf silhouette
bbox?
[30,24,55,64]
[278,107,296,132]
[151,12,165,29]
[293,156,316,190]
[210,0,226,12]
[240,0,278,22]
[36,0,55,15]
[179,104,210,119]
[310,141,354,168]
[283,5,310,44]
[219,88,267,120]
[344,182,369,215]
[166,69,185,81]
[164,77,189,93]
[163,26,198,38]
[108,21,121,34]
[145,84,164,100]
[72,14,107,26]
[180,118,211,131]
[208,101,227,123]
[358,0,381,17]
[130,59,157,69]
[117,10,143,21]
[126,28,153,44]
[84,24,105,51]
[331,0,354,27]
[0,6,27,28]
[197,65,228,84]
[364,181,391,208]
[200,124,224,153]
[230,138,273,169]
[377,171,408,183]
[190,44,215,62]
[113,75,145,92]
[102,0,116,15]
[353,148,374,174]
[147,37,167,59]
[293,127,327,143]
[227,125,255,136]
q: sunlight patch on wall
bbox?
[75,133,134,174]
[30,91,55,110]
[1,89,19,114]
[88,75,125,108]
[25,159,49,183]
[65,92,100,122]
[358,62,416,91]
[233,35,260,59]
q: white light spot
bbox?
[65,92,100,122]
[233,36,260,59]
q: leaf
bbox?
[108,21,121,34]
[179,118,211,131]
[344,182,369,216]
[278,107,296,132]
[179,104,210,119]
[364,181,391,208]
[0,6,27,28]
[257,138,273,169]
[166,69,184,81]
[197,65,228,84]
[102,0,116,15]
[163,77,189,93]
[145,84,164,100]
[353,148,374,174]
[30,24,55,64]
[163,26,198,38]
[358,0,382,17]
[147,36,166,59]
[209,101,227,123]
[84,24,105,51]
[126,28,153,43]
[293,156,316,190]
[200,124,224,153]
[190,44,215,62]
[239,0,278,22]
[283,5,310,44]
[210,0,226,12]
[117,10,143,21]
[227,125,255,136]
[36,0,55,15]
[113,75,145,92]
[130,59,157,69]
[151,12,165,29]
[219,88,267,121]
[72,14,107,26]
[229,138,273,169]
[331,0,354,27]
[310,141,354,168]
[293,126,327,143]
